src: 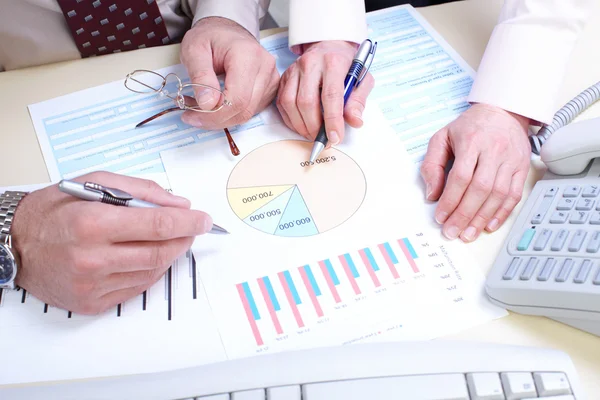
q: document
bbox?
[161,106,506,360]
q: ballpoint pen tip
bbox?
[309,142,325,164]
[210,224,230,234]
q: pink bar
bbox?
[257,278,283,335]
[378,244,400,279]
[236,283,264,346]
[318,261,342,303]
[359,249,381,287]
[277,272,305,328]
[338,255,361,295]
[298,267,324,317]
[398,240,420,273]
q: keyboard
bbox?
[0,341,584,399]
[485,166,600,336]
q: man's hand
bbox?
[179,17,279,129]
[277,41,375,144]
[420,103,531,242]
[11,172,213,315]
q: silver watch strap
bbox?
[0,191,28,241]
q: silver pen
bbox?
[58,179,229,235]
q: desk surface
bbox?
[1,0,600,396]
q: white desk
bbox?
[1,0,599,396]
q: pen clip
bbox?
[357,41,377,86]
[84,182,133,201]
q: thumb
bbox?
[419,129,452,201]
[184,43,222,111]
[344,73,375,128]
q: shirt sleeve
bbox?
[288,0,368,54]
[467,0,596,125]
[189,0,271,39]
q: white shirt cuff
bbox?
[192,0,263,39]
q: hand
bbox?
[11,172,213,315]
[179,17,279,129]
[420,103,531,242]
[276,41,375,145]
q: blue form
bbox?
[383,243,399,264]
[242,282,260,320]
[244,186,295,234]
[402,238,418,259]
[283,270,302,305]
[274,187,319,237]
[363,248,380,271]
[323,259,340,286]
[303,265,321,296]
[343,254,360,278]
[262,277,280,311]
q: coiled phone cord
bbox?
[530,80,600,155]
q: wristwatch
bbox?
[0,191,28,290]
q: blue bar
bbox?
[344,253,360,278]
[242,282,260,320]
[384,243,399,264]
[262,276,280,311]
[363,248,380,271]
[402,238,418,259]
[284,270,302,305]
[303,265,322,296]
[324,259,340,285]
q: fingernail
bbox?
[435,211,448,224]
[181,113,202,127]
[461,226,476,242]
[425,184,432,200]
[328,130,339,145]
[486,218,499,231]
[196,88,216,106]
[204,215,214,233]
[443,225,460,240]
[352,108,363,121]
[172,195,191,207]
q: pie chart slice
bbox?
[226,140,366,237]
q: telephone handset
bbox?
[485,81,600,337]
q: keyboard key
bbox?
[556,259,574,282]
[556,198,575,210]
[302,374,469,400]
[545,186,559,197]
[500,372,537,399]
[574,260,592,283]
[520,258,539,281]
[503,258,522,280]
[590,211,600,224]
[531,196,553,224]
[267,386,301,400]
[549,211,568,224]
[517,228,536,251]
[569,211,588,224]
[586,231,600,253]
[563,185,581,197]
[533,372,572,396]
[583,185,600,197]
[550,229,568,251]
[538,258,556,281]
[467,373,505,400]
[576,198,595,210]
[594,267,600,285]
[568,230,586,251]
[533,229,552,251]
[232,390,265,400]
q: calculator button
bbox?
[556,259,574,282]
[569,211,588,224]
[517,228,536,251]
[563,185,581,197]
[520,258,539,281]
[550,229,568,251]
[583,185,600,197]
[544,186,559,197]
[556,198,575,210]
[503,258,521,280]
[531,197,553,224]
[500,372,537,399]
[533,229,552,251]
[533,372,572,396]
[590,211,600,224]
[538,258,556,281]
[574,260,592,283]
[550,211,569,224]
[576,198,595,210]
[586,231,600,253]
[568,230,586,251]
[594,267,600,285]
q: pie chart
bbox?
[226,140,367,237]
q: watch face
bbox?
[0,245,15,285]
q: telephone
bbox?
[485,81,600,336]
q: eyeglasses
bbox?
[124,69,240,156]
